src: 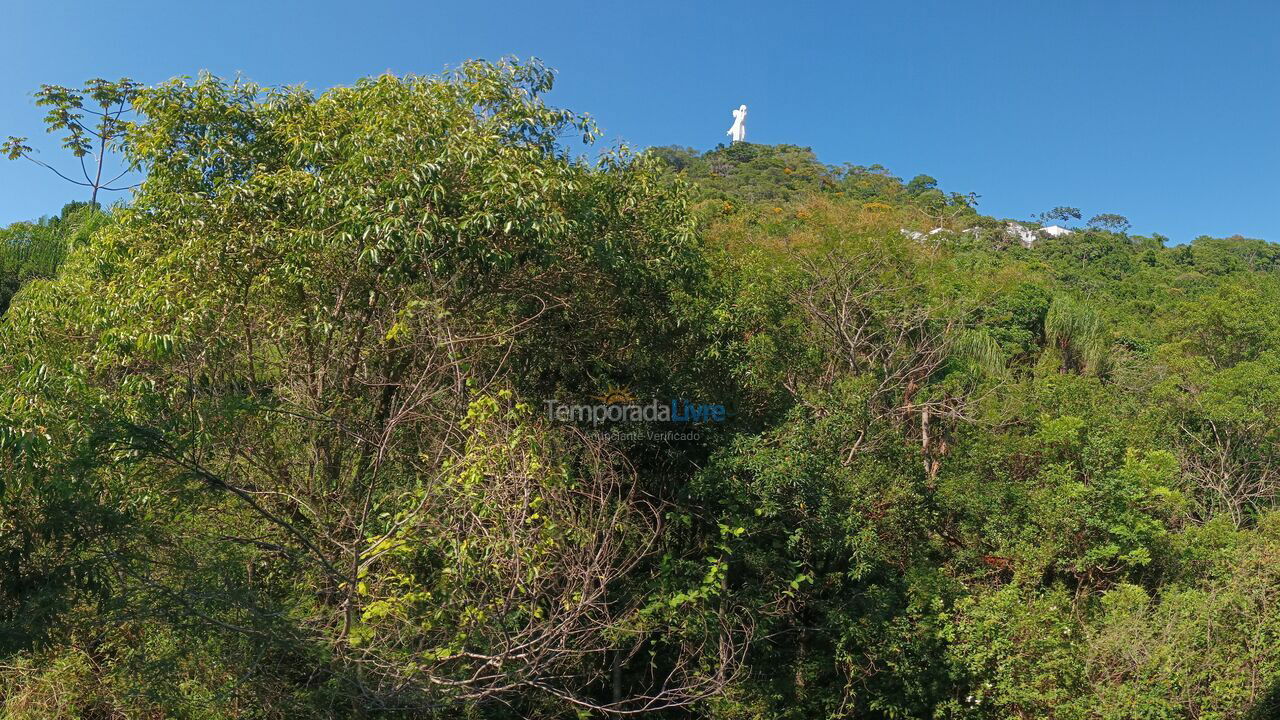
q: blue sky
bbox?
[4,1,1277,242]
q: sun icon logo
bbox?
[595,386,637,405]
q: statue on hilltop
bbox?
[727,104,747,143]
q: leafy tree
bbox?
[1088,212,1132,232]
[905,173,938,194]
[0,61,739,716]
[1038,205,1083,224]
[3,78,140,206]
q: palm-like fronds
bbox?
[949,327,1006,378]
[1045,294,1110,376]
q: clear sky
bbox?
[4,1,1277,242]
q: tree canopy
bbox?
[3,60,1280,719]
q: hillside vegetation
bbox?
[3,60,1280,719]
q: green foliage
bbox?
[4,78,140,204]
[1045,293,1111,376]
[1039,205,1083,224]
[6,62,1280,720]
[0,203,108,315]
[1088,213,1132,232]
[0,59,722,717]
[649,142,842,210]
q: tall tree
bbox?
[0,62,740,716]
[3,78,140,206]
[1088,212,1132,232]
[1037,205,1082,224]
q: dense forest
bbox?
[3,60,1280,719]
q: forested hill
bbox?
[4,63,1280,719]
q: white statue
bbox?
[726,104,747,143]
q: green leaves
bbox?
[0,60,732,716]
[2,135,32,160]
[6,78,140,204]
[1044,294,1111,376]
[7,57,1280,719]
